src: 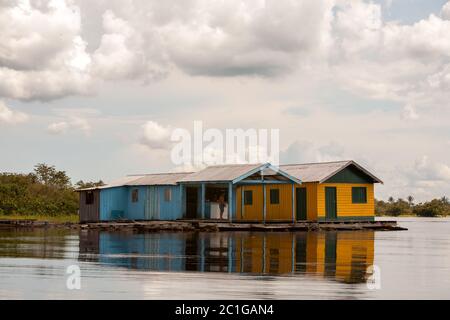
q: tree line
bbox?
[376,196,450,217]
[0,164,103,216]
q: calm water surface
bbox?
[0,217,449,299]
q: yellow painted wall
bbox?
[236,183,318,221]
[317,183,375,218]
[296,182,318,221]
[236,185,264,220]
[266,184,294,220]
[235,182,375,221]
[236,184,294,221]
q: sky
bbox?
[1,0,450,202]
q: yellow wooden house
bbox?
[234,160,382,221]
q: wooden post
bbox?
[227,236,232,273]
[262,168,266,224]
[200,235,205,272]
[228,182,233,222]
[291,183,295,224]
[291,233,295,273]
[241,185,244,219]
[201,183,205,219]
[262,234,266,273]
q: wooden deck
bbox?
[0,218,407,231]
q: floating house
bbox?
[77,160,382,223]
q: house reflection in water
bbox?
[79,230,374,284]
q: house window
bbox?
[164,188,172,202]
[244,190,253,205]
[131,189,139,203]
[352,187,367,203]
[85,191,94,205]
[270,189,280,204]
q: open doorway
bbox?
[205,186,228,219]
[186,187,197,218]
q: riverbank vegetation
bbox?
[0,164,103,220]
[376,196,450,217]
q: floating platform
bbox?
[0,219,407,231]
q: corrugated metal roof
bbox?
[178,163,264,182]
[280,160,382,183]
[76,160,382,191]
[103,175,145,188]
[76,172,192,191]
[126,172,192,186]
[76,175,144,191]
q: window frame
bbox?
[244,190,253,205]
[131,188,139,203]
[164,188,172,202]
[270,188,280,204]
[352,187,367,204]
[85,191,94,205]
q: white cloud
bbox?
[427,63,450,90]
[47,116,91,136]
[413,156,450,181]
[2,0,450,106]
[70,116,91,135]
[379,156,450,201]
[442,1,450,20]
[47,121,69,134]
[140,120,172,149]
[281,140,347,164]
[0,100,29,124]
[0,0,93,101]
[0,0,82,70]
[160,0,333,77]
[401,103,419,120]
[91,10,167,81]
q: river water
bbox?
[0,217,449,299]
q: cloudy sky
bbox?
[1,0,450,201]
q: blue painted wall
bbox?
[127,186,146,220]
[99,185,183,221]
[99,184,237,221]
[159,185,183,220]
[100,187,128,220]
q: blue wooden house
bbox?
[78,172,191,222]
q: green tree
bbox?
[413,199,448,217]
[33,163,71,189]
[0,164,78,216]
[75,180,105,189]
[407,195,414,206]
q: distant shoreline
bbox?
[0,214,78,223]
